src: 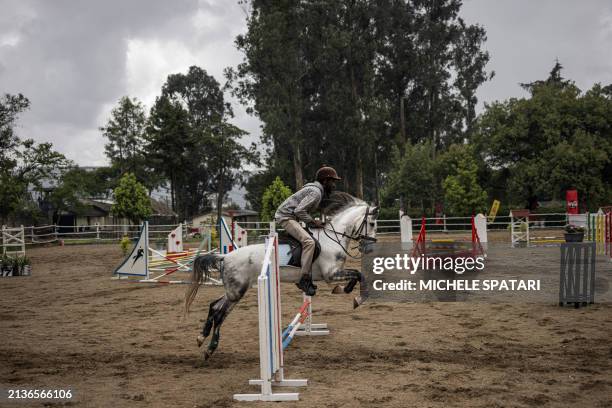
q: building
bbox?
[56,198,177,232]
[191,209,259,229]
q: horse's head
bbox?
[356,205,378,254]
[322,192,378,254]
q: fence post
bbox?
[399,211,413,249]
[20,225,25,255]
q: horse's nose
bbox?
[360,240,376,254]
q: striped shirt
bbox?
[274,181,324,224]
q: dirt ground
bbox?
[1,241,611,408]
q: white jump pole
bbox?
[113,222,222,285]
[234,222,307,402]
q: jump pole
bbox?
[282,299,310,349]
[409,214,487,258]
[234,223,307,402]
[295,294,329,336]
[113,221,221,285]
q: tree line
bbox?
[234,1,610,216]
[231,0,492,208]
[1,0,610,226]
[0,67,256,225]
[101,66,257,220]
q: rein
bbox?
[316,206,376,259]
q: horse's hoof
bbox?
[353,296,362,309]
[331,285,344,294]
[197,335,204,347]
[204,350,213,361]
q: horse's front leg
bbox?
[328,268,369,308]
[330,269,360,294]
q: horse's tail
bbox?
[184,253,222,317]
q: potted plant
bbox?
[564,224,585,242]
[20,256,32,276]
[12,257,20,276]
[1,255,11,277]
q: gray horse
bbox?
[184,192,378,360]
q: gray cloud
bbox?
[1,0,610,166]
[462,0,612,110]
[0,0,204,164]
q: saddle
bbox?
[278,230,321,268]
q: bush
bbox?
[261,177,292,222]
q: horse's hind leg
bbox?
[197,296,223,346]
[198,294,240,360]
[198,274,251,360]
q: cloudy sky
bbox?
[1,0,611,167]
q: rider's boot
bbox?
[296,274,317,296]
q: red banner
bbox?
[566,189,578,214]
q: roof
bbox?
[150,198,177,217]
[68,198,177,217]
[192,209,258,221]
[191,209,259,221]
[224,209,258,217]
[77,198,112,216]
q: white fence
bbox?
[23,223,183,245]
[7,212,596,247]
[17,221,277,246]
[377,212,576,236]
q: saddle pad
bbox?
[278,244,293,267]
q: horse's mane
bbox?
[320,192,366,217]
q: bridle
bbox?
[317,206,377,259]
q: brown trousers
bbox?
[280,219,315,277]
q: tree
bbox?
[442,152,488,215]
[260,177,292,221]
[112,173,152,225]
[146,95,192,215]
[101,96,154,190]
[473,62,612,208]
[45,167,104,223]
[232,0,492,206]
[0,93,71,224]
[206,122,259,221]
[149,66,257,221]
[380,141,436,212]
[46,168,86,223]
[230,1,310,189]
[453,21,494,137]
[244,171,282,214]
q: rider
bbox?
[275,165,341,296]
